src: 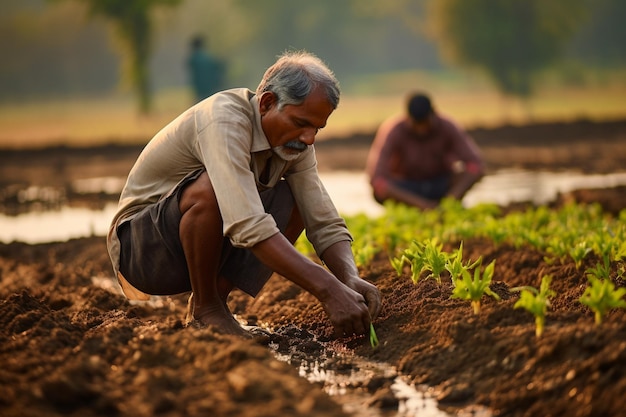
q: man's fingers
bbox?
[365,290,381,319]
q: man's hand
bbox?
[319,240,382,336]
[252,235,382,339]
[343,276,381,319]
[318,280,372,338]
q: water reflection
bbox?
[0,203,118,244]
[463,170,626,207]
[1,170,625,244]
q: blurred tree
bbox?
[567,0,626,67]
[229,0,439,86]
[427,0,589,98]
[0,1,118,101]
[70,0,182,114]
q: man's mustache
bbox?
[284,141,307,151]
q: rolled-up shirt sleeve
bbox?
[286,148,352,256]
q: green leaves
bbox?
[450,258,500,315]
[391,238,450,284]
[578,255,626,325]
[335,199,626,330]
[369,323,379,349]
[580,275,626,325]
[512,275,556,337]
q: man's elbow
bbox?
[370,177,389,204]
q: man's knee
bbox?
[179,172,219,215]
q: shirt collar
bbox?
[249,92,272,153]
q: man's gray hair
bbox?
[256,50,340,110]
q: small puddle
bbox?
[270,338,491,417]
[1,170,626,244]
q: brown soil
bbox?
[1,118,626,416]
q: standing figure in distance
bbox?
[108,50,381,339]
[366,92,485,210]
[187,35,225,102]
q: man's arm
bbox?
[250,233,375,337]
[445,169,483,200]
[319,240,382,319]
[372,178,439,210]
[444,120,485,200]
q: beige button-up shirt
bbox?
[107,88,351,299]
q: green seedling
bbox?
[569,241,593,269]
[390,254,408,277]
[585,253,611,280]
[354,242,378,268]
[421,238,449,284]
[391,239,450,284]
[450,258,500,315]
[369,323,379,349]
[445,242,480,282]
[391,240,426,283]
[512,275,556,337]
[579,275,626,325]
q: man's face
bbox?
[409,114,435,138]
[259,86,334,160]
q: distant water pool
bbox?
[1,170,625,244]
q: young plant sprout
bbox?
[579,275,626,325]
[512,275,556,337]
[391,238,449,284]
[391,240,426,283]
[421,238,449,284]
[369,323,379,349]
[450,258,500,314]
[390,254,409,277]
[569,241,593,269]
[445,242,480,282]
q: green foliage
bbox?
[444,241,480,282]
[585,254,612,280]
[569,241,593,269]
[391,238,450,284]
[72,0,182,113]
[512,275,556,337]
[419,239,449,284]
[579,275,626,325]
[346,200,625,294]
[399,240,427,284]
[428,0,589,98]
[450,258,500,315]
[579,255,626,325]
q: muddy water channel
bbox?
[271,340,491,416]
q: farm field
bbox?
[1,117,626,416]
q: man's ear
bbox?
[259,91,277,114]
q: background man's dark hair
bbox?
[191,35,205,50]
[407,93,433,122]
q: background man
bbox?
[366,92,485,210]
[108,51,381,339]
[187,35,225,102]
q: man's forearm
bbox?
[251,233,338,300]
[385,182,438,210]
[320,240,360,284]
[446,171,483,200]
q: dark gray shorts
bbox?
[117,169,295,297]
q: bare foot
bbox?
[197,310,250,338]
[186,294,249,338]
